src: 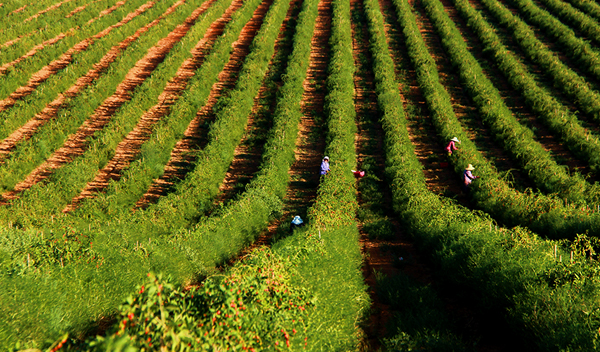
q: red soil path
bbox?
[0,0,172,158]
[66,0,103,18]
[9,5,27,15]
[63,0,241,212]
[24,0,75,22]
[0,0,202,203]
[134,0,276,209]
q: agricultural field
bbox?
[1,0,600,349]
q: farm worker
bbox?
[291,215,304,230]
[351,169,365,178]
[320,156,330,175]
[463,164,479,190]
[445,137,460,156]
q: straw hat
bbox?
[465,164,475,171]
[451,137,460,143]
[323,156,329,160]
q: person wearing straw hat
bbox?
[320,156,330,176]
[445,137,461,156]
[463,163,479,191]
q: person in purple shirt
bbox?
[320,156,330,175]
[463,164,479,191]
[445,137,460,156]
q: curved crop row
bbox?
[393,0,600,239]
[374,1,600,349]
[455,0,600,173]
[538,0,600,46]
[565,0,600,22]
[503,0,600,85]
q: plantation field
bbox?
[2,0,600,349]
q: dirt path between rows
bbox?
[135,0,276,209]
[62,0,237,212]
[213,0,303,208]
[0,0,135,111]
[67,0,103,18]
[0,0,202,203]
[24,0,75,22]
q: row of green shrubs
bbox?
[410,0,600,239]
[503,0,600,84]
[0,0,201,227]
[0,0,279,345]
[466,0,600,172]
[380,1,600,349]
[0,0,168,142]
[47,0,368,348]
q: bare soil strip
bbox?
[24,0,75,22]
[0,0,202,203]
[349,0,404,348]
[9,5,27,15]
[62,0,239,212]
[135,0,276,209]
[0,0,134,110]
[66,0,103,18]
[0,0,170,157]
[213,0,303,207]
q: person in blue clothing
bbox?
[463,163,479,191]
[320,156,330,175]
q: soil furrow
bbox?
[0,0,136,111]
[9,5,27,15]
[214,0,303,207]
[0,0,202,203]
[0,0,171,157]
[67,0,103,18]
[24,0,76,22]
[0,0,131,76]
[62,0,237,212]
[135,0,275,209]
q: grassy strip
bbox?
[538,0,600,45]
[0,0,148,97]
[565,0,600,22]
[413,0,600,238]
[381,2,600,350]
[454,0,600,173]
[503,0,600,84]
[0,0,191,195]
[0,0,234,227]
